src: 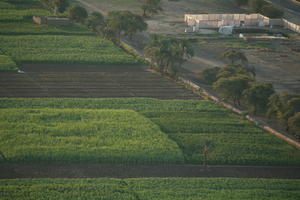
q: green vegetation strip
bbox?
[0,35,140,64]
[1,178,300,200]
[1,98,300,166]
[0,2,15,9]
[0,9,51,21]
[0,109,184,163]
[0,55,18,71]
[0,22,94,35]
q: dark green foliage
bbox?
[43,0,69,14]
[145,35,193,76]
[216,65,253,79]
[221,49,248,65]
[198,67,220,85]
[141,0,163,17]
[68,5,88,23]
[243,82,275,114]
[268,93,300,124]
[267,93,300,137]
[213,74,252,105]
[105,10,147,42]
[221,49,255,76]
[86,12,104,32]
[288,112,300,138]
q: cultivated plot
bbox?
[1,98,299,166]
[0,35,139,64]
[1,178,300,200]
[0,108,184,164]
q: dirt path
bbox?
[1,164,300,179]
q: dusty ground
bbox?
[79,0,300,93]
[183,37,300,93]
[1,163,300,179]
[0,64,199,99]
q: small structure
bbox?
[219,25,235,35]
[184,13,300,34]
[33,16,70,25]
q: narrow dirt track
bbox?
[1,164,300,179]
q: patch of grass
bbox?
[0,35,140,64]
[0,98,300,166]
[0,109,184,164]
[1,178,300,200]
[0,55,18,71]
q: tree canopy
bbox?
[243,82,275,114]
[68,5,88,23]
[86,12,105,32]
[198,67,220,85]
[141,0,163,17]
[288,112,300,138]
[221,49,255,76]
[145,35,194,76]
[43,0,69,14]
[213,74,252,105]
[105,10,147,42]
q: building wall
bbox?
[185,13,300,33]
[185,14,284,28]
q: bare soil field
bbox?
[0,64,199,99]
[1,163,300,179]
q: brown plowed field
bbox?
[0,64,200,99]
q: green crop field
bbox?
[0,9,51,21]
[0,108,184,163]
[0,22,94,35]
[0,98,299,166]
[0,1,15,9]
[0,55,18,71]
[0,35,140,64]
[1,178,300,200]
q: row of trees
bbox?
[41,1,148,44]
[199,49,300,138]
[234,0,283,18]
[42,0,163,19]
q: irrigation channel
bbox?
[1,164,300,179]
